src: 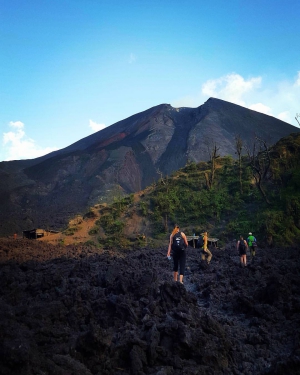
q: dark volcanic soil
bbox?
[0,239,299,375]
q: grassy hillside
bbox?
[45,132,300,249]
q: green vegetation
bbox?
[84,209,98,219]
[63,227,80,236]
[91,194,135,249]
[84,240,98,247]
[85,133,300,248]
[88,227,99,235]
[146,133,300,246]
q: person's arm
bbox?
[236,241,240,250]
[167,235,172,256]
[245,240,248,248]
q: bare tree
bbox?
[295,113,300,126]
[246,135,271,204]
[234,134,243,194]
[204,138,220,190]
[156,168,166,185]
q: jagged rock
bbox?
[0,239,299,374]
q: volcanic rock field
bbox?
[0,238,299,375]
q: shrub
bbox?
[84,240,97,247]
[88,227,99,235]
[63,227,79,236]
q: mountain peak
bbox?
[0,99,299,236]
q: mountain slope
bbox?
[0,98,299,237]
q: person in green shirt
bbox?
[247,232,257,261]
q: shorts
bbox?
[239,247,246,256]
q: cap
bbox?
[249,232,252,235]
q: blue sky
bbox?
[1,0,300,161]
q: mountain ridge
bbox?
[0,97,299,237]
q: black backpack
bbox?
[197,235,204,248]
[172,232,185,251]
[239,240,246,251]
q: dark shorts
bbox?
[172,249,187,276]
[239,247,246,256]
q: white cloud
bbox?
[9,120,24,129]
[171,95,198,108]
[128,53,136,64]
[2,121,58,161]
[277,111,290,122]
[294,71,300,87]
[202,73,262,106]
[172,71,300,127]
[249,103,272,116]
[89,119,106,132]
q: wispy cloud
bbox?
[172,71,300,127]
[128,53,136,64]
[2,121,58,161]
[248,103,272,116]
[295,71,300,87]
[202,73,262,106]
[89,119,106,132]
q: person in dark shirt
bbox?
[237,235,248,267]
[167,224,188,284]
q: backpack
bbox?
[248,235,257,247]
[239,240,246,251]
[197,235,204,248]
[172,232,185,251]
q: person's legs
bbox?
[173,251,179,281]
[240,255,244,267]
[243,254,247,266]
[206,249,212,264]
[179,251,186,283]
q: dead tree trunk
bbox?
[205,140,220,190]
[246,136,271,204]
[235,135,243,194]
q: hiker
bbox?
[167,224,189,284]
[197,233,204,249]
[247,232,257,261]
[237,235,248,267]
[202,231,212,264]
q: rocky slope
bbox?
[0,238,299,375]
[0,98,299,237]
